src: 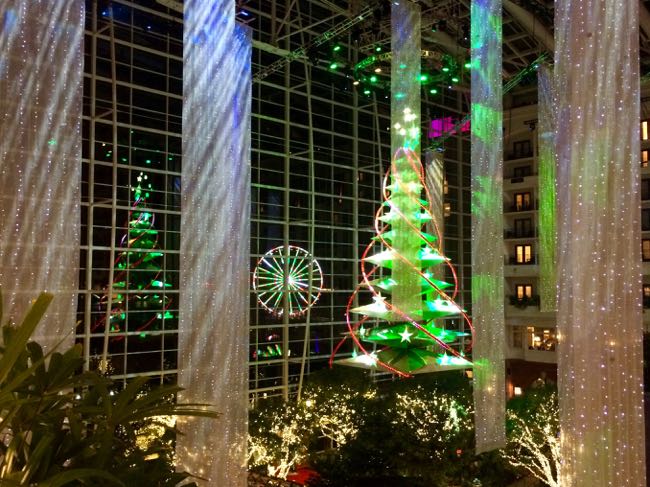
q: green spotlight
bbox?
[429,88,438,94]
[451,77,459,83]
[330,62,338,70]
[464,61,471,69]
[419,74,428,82]
[333,44,341,52]
[442,66,450,72]
[370,75,378,83]
[375,45,382,52]
[363,88,371,95]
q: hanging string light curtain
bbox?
[555,0,646,484]
[0,0,83,350]
[537,64,557,313]
[177,1,251,485]
[470,0,506,453]
[390,0,422,318]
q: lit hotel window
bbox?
[444,202,451,217]
[642,150,649,167]
[642,120,649,141]
[516,284,533,299]
[515,244,532,264]
[514,192,531,211]
[643,239,650,261]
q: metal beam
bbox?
[503,0,554,52]
[253,2,380,82]
[156,0,183,13]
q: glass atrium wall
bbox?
[76,0,471,398]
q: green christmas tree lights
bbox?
[332,1,472,376]
[93,172,173,339]
[332,109,473,376]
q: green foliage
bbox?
[249,369,517,486]
[0,291,218,486]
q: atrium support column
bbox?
[470,0,506,452]
[390,0,421,316]
[537,65,557,313]
[0,1,83,350]
[555,0,646,484]
[177,1,251,485]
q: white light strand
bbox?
[0,0,83,350]
[176,1,251,485]
[471,0,507,453]
[555,0,646,484]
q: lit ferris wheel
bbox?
[252,245,323,317]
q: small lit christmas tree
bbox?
[93,172,173,338]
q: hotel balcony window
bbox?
[642,120,649,141]
[642,150,649,167]
[444,202,451,217]
[513,165,532,178]
[643,239,650,261]
[527,326,557,351]
[514,192,531,211]
[515,244,533,264]
[643,179,650,200]
[643,285,650,309]
[514,218,533,238]
[643,209,650,231]
[516,284,533,300]
[513,140,532,158]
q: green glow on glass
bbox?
[470,103,500,143]
[152,280,172,288]
[47,139,57,146]
[139,332,146,338]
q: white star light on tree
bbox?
[399,326,413,342]
[371,293,388,312]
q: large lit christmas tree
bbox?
[333,1,472,377]
[333,124,474,376]
[93,172,173,338]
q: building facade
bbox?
[503,86,650,395]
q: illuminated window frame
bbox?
[642,120,649,141]
[516,284,533,300]
[515,244,533,264]
[642,239,650,261]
